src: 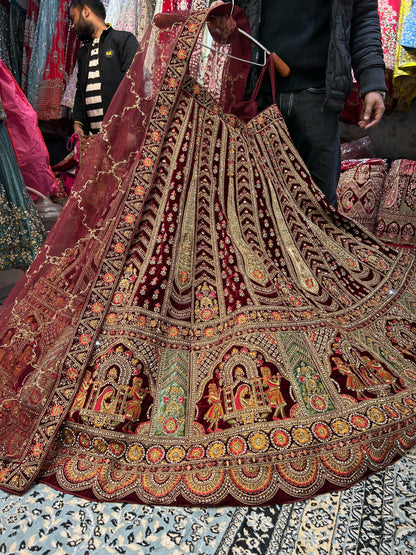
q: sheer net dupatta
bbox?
[0,5,249,494]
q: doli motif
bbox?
[0,6,416,506]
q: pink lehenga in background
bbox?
[1,5,416,506]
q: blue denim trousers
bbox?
[259,87,341,207]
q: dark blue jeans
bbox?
[259,87,341,207]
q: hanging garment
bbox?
[21,0,40,94]
[379,0,401,71]
[60,62,78,111]
[0,6,416,507]
[0,99,45,270]
[9,0,27,87]
[393,0,416,111]
[0,61,58,198]
[26,0,60,109]
[36,0,79,120]
[0,1,12,71]
[105,0,123,29]
[401,0,416,49]
[106,0,155,42]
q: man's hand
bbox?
[74,122,85,137]
[358,91,385,130]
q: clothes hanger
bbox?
[201,0,290,76]
[153,1,290,77]
[201,26,290,76]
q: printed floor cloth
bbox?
[0,444,415,554]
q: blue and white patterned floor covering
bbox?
[1,446,415,554]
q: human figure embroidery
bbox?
[204,383,224,432]
[361,355,402,393]
[123,377,149,433]
[332,356,368,400]
[261,366,286,419]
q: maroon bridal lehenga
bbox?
[1,6,416,506]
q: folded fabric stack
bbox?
[338,136,416,246]
[337,158,388,233]
[375,158,416,246]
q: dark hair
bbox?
[70,0,106,20]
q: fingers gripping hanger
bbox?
[203,0,290,77]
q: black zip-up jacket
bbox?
[218,0,387,112]
[73,26,138,133]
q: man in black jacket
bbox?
[70,0,138,136]
[211,0,387,207]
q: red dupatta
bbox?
[0,4,251,495]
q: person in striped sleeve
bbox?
[70,0,138,137]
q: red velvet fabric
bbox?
[1,7,416,507]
